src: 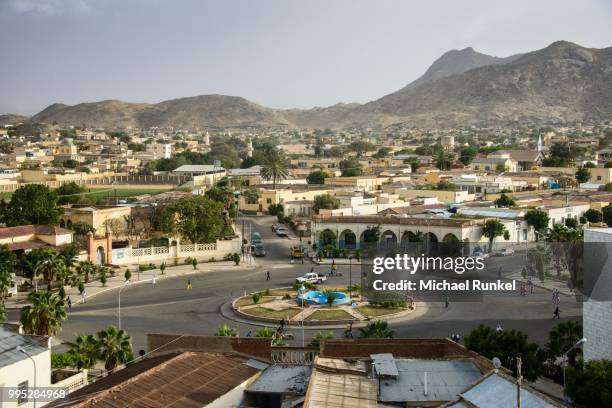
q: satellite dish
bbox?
[492,357,502,369]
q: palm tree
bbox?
[20,291,67,336]
[545,321,583,366]
[260,148,290,189]
[96,326,134,372]
[34,250,66,290]
[76,260,96,284]
[359,320,394,338]
[214,324,237,337]
[66,334,98,369]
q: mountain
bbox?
[0,114,28,125]
[399,47,522,92]
[25,41,612,129]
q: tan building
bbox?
[324,176,388,191]
[60,205,132,237]
[239,187,333,213]
[589,167,612,185]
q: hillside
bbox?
[25,41,612,129]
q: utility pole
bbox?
[516,354,522,408]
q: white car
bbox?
[296,272,327,284]
[496,248,515,257]
[276,227,289,237]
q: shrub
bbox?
[252,292,263,304]
[231,253,240,265]
[160,262,166,275]
[254,327,276,337]
[124,268,132,282]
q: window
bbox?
[266,198,272,204]
[597,176,602,180]
[18,381,28,405]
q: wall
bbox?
[0,349,51,408]
[147,334,272,361]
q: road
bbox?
[15,216,583,352]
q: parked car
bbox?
[496,248,515,257]
[473,248,489,258]
[276,227,289,237]
[296,272,327,284]
[252,243,266,257]
[251,232,262,244]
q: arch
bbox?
[319,229,337,247]
[424,232,439,243]
[339,229,357,249]
[95,246,105,265]
[59,219,66,228]
[380,230,398,250]
[441,233,461,256]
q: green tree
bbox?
[458,147,477,165]
[260,147,289,189]
[599,182,612,192]
[308,331,334,347]
[362,225,382,243]
[575,167,591,183]
[312,194,340,214]
[66,334,99,369]
[307,170,328,185]
[319,229,337,246]
[71,222,95,235]
[4,184,63,226]
[34,249,67,290]
[339,157,362,177]
[584,209,603,223]
[267,203,284,216]
[157,196,226,243]
[214,324,237,336]
[124,268,132,282]
[373,147,392,159]
[495,193,516,208]
[359,320,394,338]
[463,325,543,381]
[20,291,67,336]
[435,151,455,170]
[254,327,276,338]
[603,205,612,226]
[605,162,612,168]
[482,219,506,252]
[76,260,96,284]
[566,359,612,407]
[348,141,375,157]
[525,209,550,240]
[544,321,583,365]
[96,326,134,372]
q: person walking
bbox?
[152,275,156,285]
[81,290,87,303]
[553,306,560,319]
[187,279,192,290]
[528,278,533,294]
[266,271,270,281]
[496,322,503,332]
[245,330,252,337]
[445,296,449,309]
[67,295,72,309]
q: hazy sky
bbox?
[1,0,611,115]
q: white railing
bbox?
[180,243,216,253]
[130,246,169,257]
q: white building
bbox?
[146,143,172,159]
[543,204,590,227]
[0,327,51,408]
[583,228,612,361]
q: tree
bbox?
[34,250,67,290]
[525,209,550,240]
[339,157,362,177]
[214,324,237,336]
[565,218,578,229]
[566,359,612,407]
[20,291,67,336]
[436,151,454,170]
[260,147,289,189]
[348,141,375,157]
[373,147,392,159]
[545,321,583,365]
[77,260,96,284]
[583,162,596,168]
[463,325,543,381]
[124,268,132,282]
[307,170,328,185]
[66,334,98,369]
[599,183,612,192]
[157,196,226,243]
[363,225,382,243]
[603,205,612,226]
[267,203,284,216]
[96,326,134,372]
[57,182,86,204]
[482,219,506,252]
[575,167,591,183]
[319,230,337,247]
[495,193,516,208]
[584,209,603,223]
[160,262,166,275]
[3,184,63,226]
[458,147,477,165]
[309,331,334,347]
[605,162,612,168]
[254,327,276,338]
[359,320,394,338]
[312,194,340,214]
[71,221,95,236]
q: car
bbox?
[276,227,289,237]
[296,272,327,284]
[251,243,266,257]
[473,248,489,258]
[496,248,515,257]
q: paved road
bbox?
[11,216,582,352]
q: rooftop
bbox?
[0,326,48,368]
[173,164,226,173]
[246,364,311,395]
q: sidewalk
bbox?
[5,259,259,310]
[505,270,575,297]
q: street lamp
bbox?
[348,255,353,302]
[17,346,36,408]
[562,338,587,391]
[118,280,130,330]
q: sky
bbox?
[1,0,611,115]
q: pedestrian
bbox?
[266,271,270,281]
[445,296,449,309]
[187,279,192,290]
[81,290,86,303]
[498,267,502,278]
[280,318,285,330]
[455,333,461,343]
[310,267,314,273]
[496,322,503,332]
[451,333,457,342]
[67,296,72,309]
[520,281,526,296]
[152,275,156,285]
[553,306,560,319]
[245,330,252,337]
[528,278,533,294]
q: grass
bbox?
[235,296,275,307]
[245,307,301,320]
[0,192,12,200]
[84,187,172,198]
[305,309,354,321]
[357,305,405,317]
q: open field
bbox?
[305,309,354,321]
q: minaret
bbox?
[537,134,543,153]
[247,138,253,158]
[204,131,210,146]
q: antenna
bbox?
[516,354,522,408]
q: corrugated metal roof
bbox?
[379,359,482,403]
[173,164,225,172]
[0,327,48,368]
[458,207,525,219]
[371,353,399,377]
[461,373,559,408]
[304,369,377,408]
[247,365,311,395]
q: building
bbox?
[146,142,172,159]
[488,150,545,171]
[588,167,612,185]
[60,205,132,236]
[238,187,333,213]
[0,225,73,252]
[0,327,51,408]
[172,164,227,186]
[441,135,455,151]
[453,175,527,196]
[583,228,612,361]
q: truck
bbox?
[295,272,327,284]
[290,245,304,260]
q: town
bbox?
[1,1,611,407]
